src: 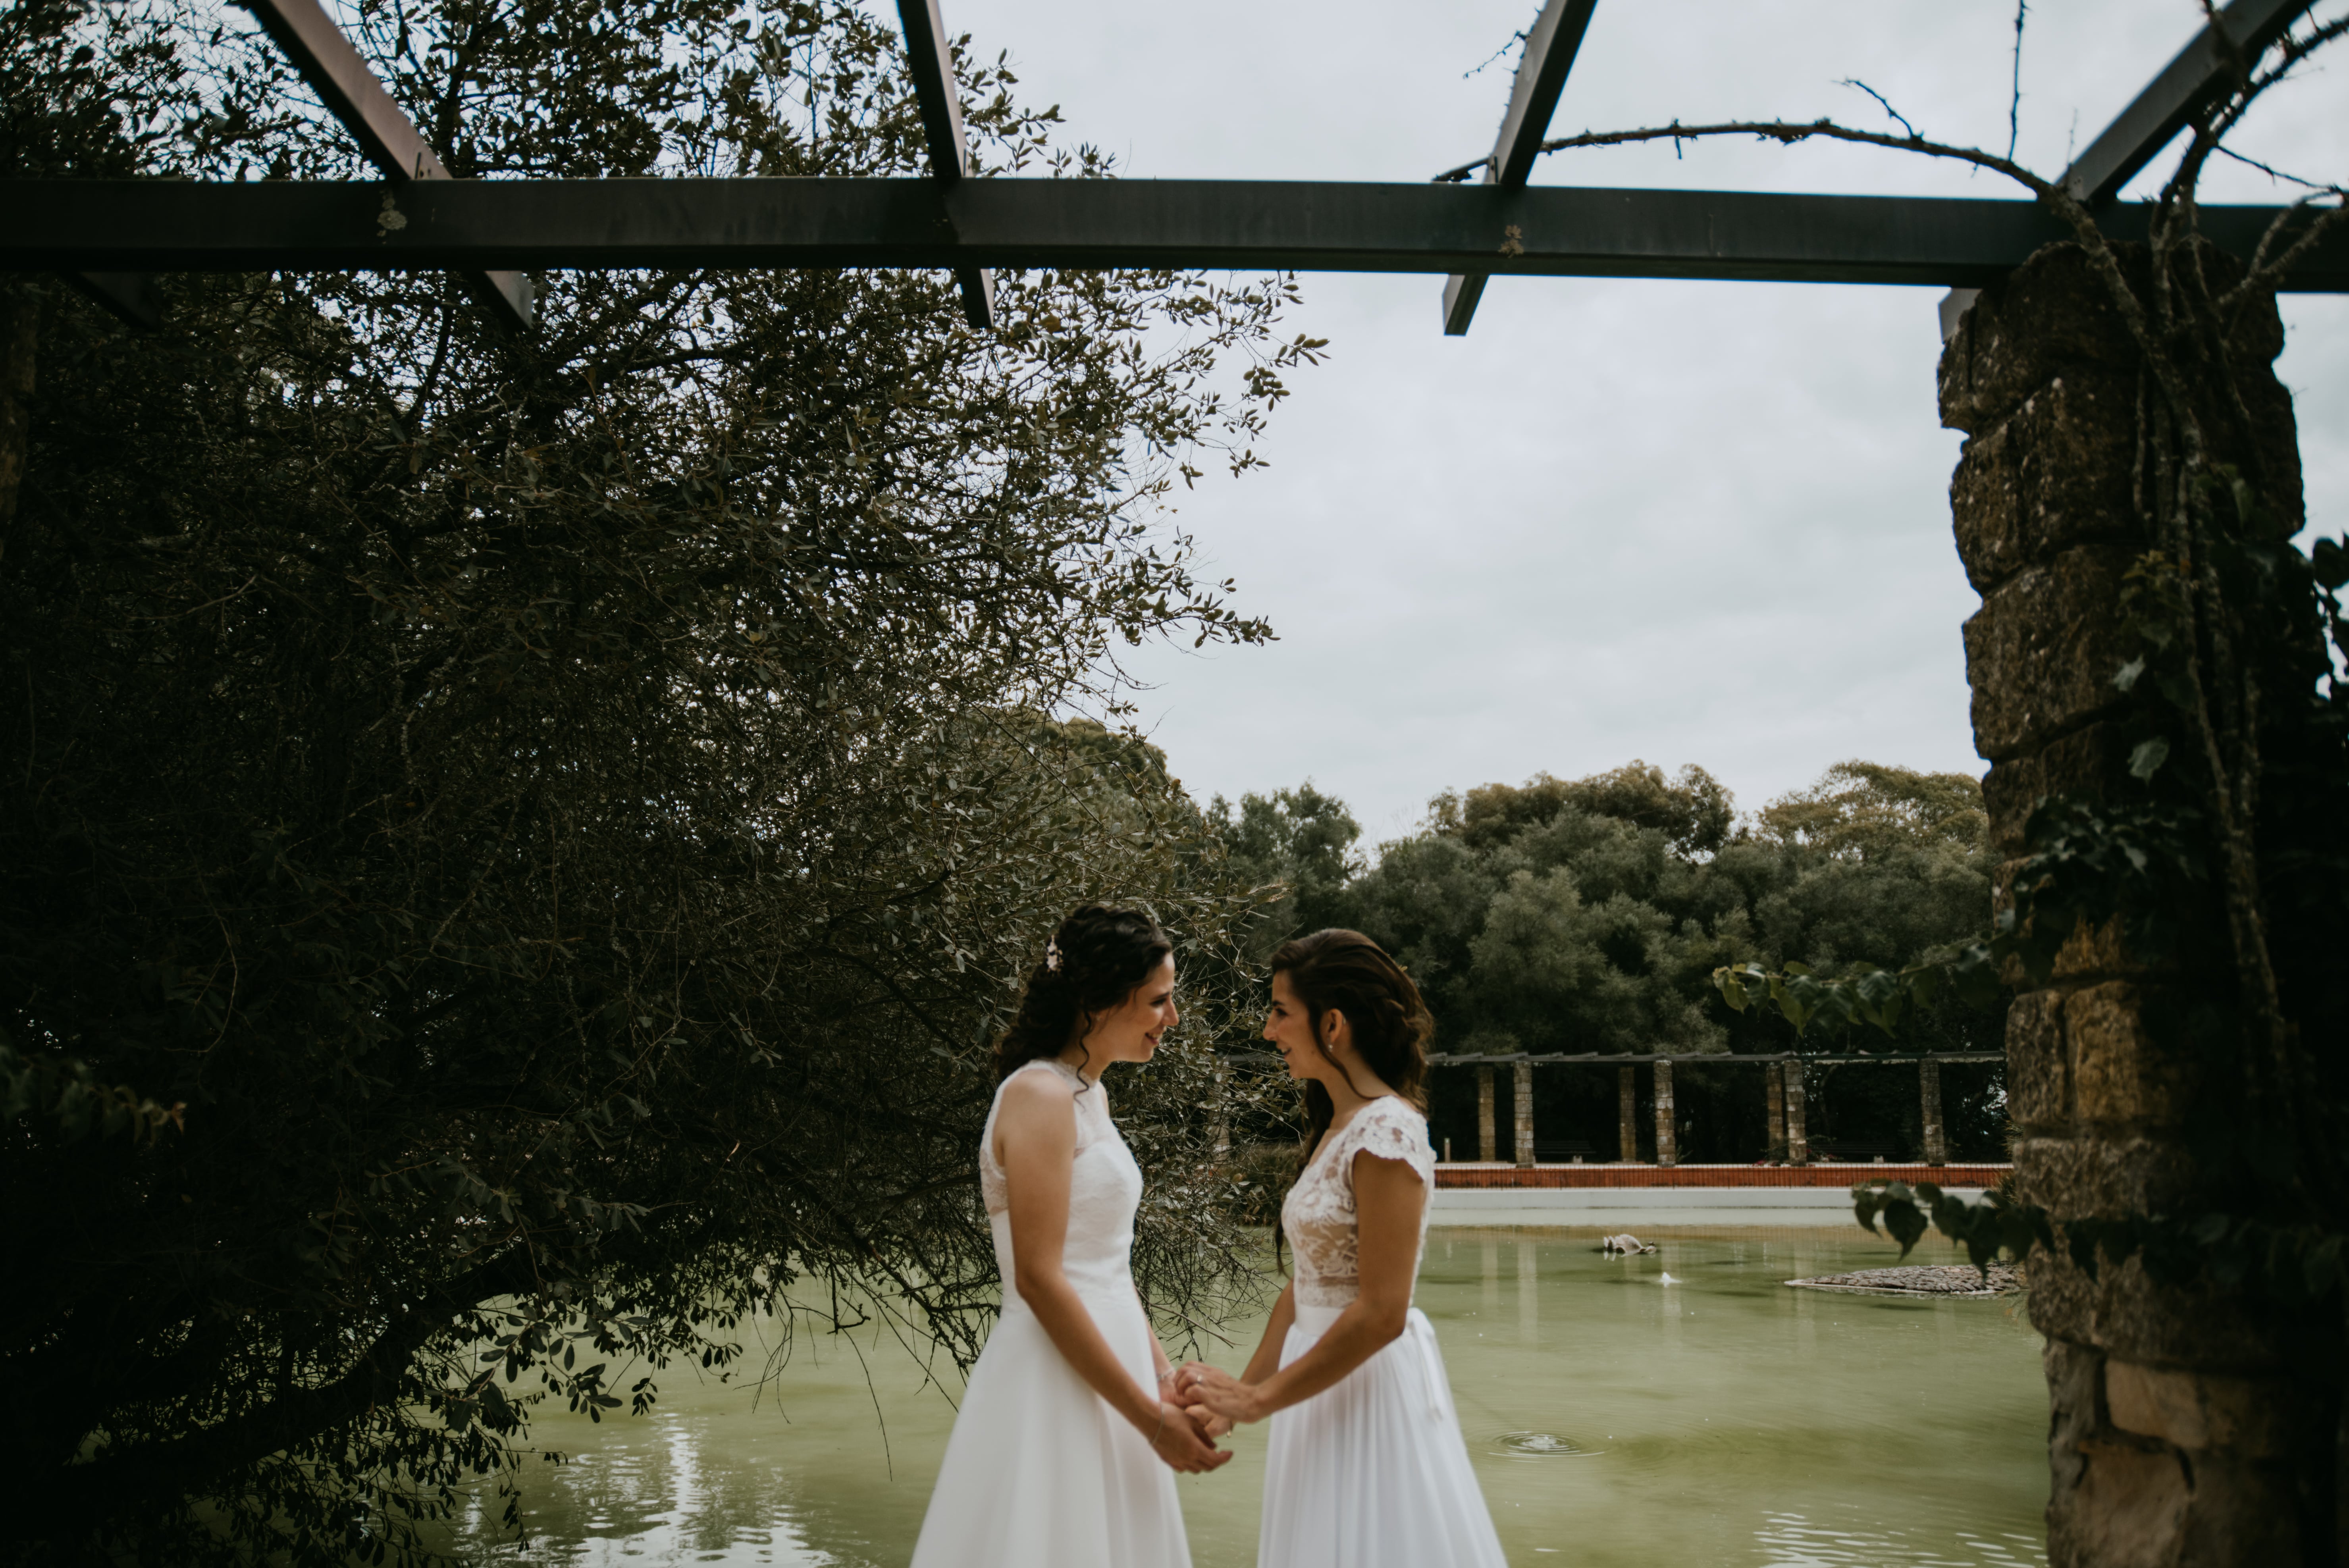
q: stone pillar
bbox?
[1652,1060,1677,1167]
[1512,1061,1534,1167]
[1617,1064,1638,1163]
[1476,1065,1495,1163]
[1919,1057,1947,1167]
[1940,243,2317,1567]
[1783,1059,1808,1166]
[1765,1062,1787,1162]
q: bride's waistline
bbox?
[996,1276,1141,1320]
[1290,1299,1424,1336]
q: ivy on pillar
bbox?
[1512,1061,1535,1168]
[1918,1057,1948,1167]
[1652,1060,1677,1167]
[1476,1065,1496,1163]
[1617,1063,1637,1163]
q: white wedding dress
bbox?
[1259,1095,1507,1568]
[909,1058,1191,1568]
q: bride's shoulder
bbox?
[1350,1095,1434,1166]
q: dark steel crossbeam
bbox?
[893,0,995,327]
[1443,0,1600,335]
[2062,0,2317,208]
[1426,1052,2004,1065]
[11,178,2345,291]
[244,0,531,330]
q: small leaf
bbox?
[2113,656,2147,692]
[2127,737,2170,781]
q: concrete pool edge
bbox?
[1428,1185,1989,1228]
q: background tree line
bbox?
[1212,759,2011,1164]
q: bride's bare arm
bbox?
[1179,1275,1295,1439]
[1177,1152,1421,1424]
[998,1072,1229,1473]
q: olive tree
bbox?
[0,1,1320,1560]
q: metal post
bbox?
[1765,1062,1786,1162]
[1476,1066,1496,1163]
[1513,1061,1535,1167]
[1920,1057,1948,1166]
[1653,1059,1677,1168]
[1617,1064,1638,1163]
[1784,1058,1809,1166]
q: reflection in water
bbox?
[450,1227,2048,1568]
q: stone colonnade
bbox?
[1941,243,2317,1565]
[1445,1054,1962,1166]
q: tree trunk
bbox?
[1941,243,2330,1566]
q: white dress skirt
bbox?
[1257,1096,1507,1568]
[909,1059,1190,1568]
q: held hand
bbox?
[1185,1404,1235,1440]
[1147,1399,1232,1474]
[1174,1360,1268,1425]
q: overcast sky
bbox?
[946,0,2349,843]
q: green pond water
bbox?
[451,1227,2049,1568]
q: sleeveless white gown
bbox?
[909,1058,1191,1568]
[1259,1095,1507,1568]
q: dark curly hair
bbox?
[994,904,1174,1084]
[1271,928,1432,1168]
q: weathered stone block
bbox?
[2006,988,2069,1130]
[1941,246,2144,436]
[1940,240,2291,437]
[2025,1249,2301,1371]
[2068,982,2188,1129]
[2014,1133,2200,1218]
[1950,372,2144,593]
[1982,721,2132,855]
[1964,545,2135,764]
[2105,1361,2299,1457]
[2051,1439,2188,1568]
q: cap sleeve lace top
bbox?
[1280,1095,1436,1310]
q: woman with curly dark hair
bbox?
[910,904,1228,1568]
[1174,929,1504,1568]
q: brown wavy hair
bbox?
[993,904,1172,1085]
[1270,928,1432,1169]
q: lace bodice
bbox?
[978,1059,1143,1307]
[1282,1095,1436,1310]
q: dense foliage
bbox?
[1213,759,2008,1160]
[0,1,1322,1560]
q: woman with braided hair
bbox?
[910,904,1228,1568]
[1174,929,1505,1568]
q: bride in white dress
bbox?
[910,904,1230,1568]
[1176,929,1506,1568]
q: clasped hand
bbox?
[1172,1360,1262,1433]
[1147,1378,1233,1473]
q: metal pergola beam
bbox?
[894,0,995,327]
[2062,0,2318,208]
[1426,1052,2004,1066]
[244,0,532,331]
[10,178,2343,290]
[1443,0,1601,335]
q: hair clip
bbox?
[1044,937,1063,973]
